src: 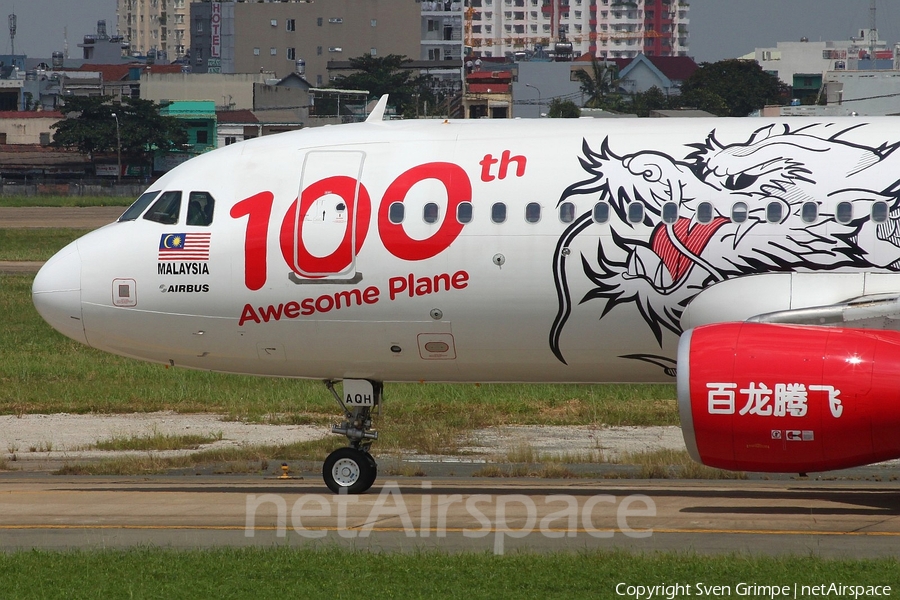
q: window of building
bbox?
[593,202,609,223]
[389,202,404,224]
[525,202,541,223]
[287,47,296,60]
[196,130,208,145]
[270,19,277,27]
[143,191,182,225]
[253,47,260,56]
[428,19,439,31]
[317,46,323,55]
[286,19,295,31]
[224,136,237,146]
[457,202,473,224]
[559,202,575,223]
[270,47,277,55]
[186,192,215,227]
[371,19,377,27]
[491,202,507,223]
[317,17,323,26]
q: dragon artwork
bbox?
[549,122,900,370]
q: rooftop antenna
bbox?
[8,13,15,56]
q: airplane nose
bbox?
[32,241,88,345]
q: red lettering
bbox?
[280,175,371,277]
[239,304,260,326]
[334,289,363,309]
[259,304,284,323]
[300,298,315,316]
[415,277,433,296]
[363,286,379,304]
[452,270,469,289]
[231,192,273,291]
[434,272,451,292]
[389,276,407,301]
[479,154,499,182]
[498,150,526,179]
[284,301,301,319]
[379,163,470,261]
[315,295,334,313]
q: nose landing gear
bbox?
[322,379,381,494]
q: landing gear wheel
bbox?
[323,447,376,494]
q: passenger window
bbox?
[491,202,507,224]
[143,191,182,225]
[389,202,404,224]
[766,201,783,223]
[423,202,439,224]
[872,200,888,223]
[457,202,473,224]
[731,202,748,223]
[525,202,541,223]
[120,191,160,222]
[559,202,575,223]
[662,202,678,224]
[836,201,853,224]
[186,191,215,226]
[697,201,713,224]
[801,201,818,223]
[627,202,644,224]
[593,202,609,223]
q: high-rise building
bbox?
[466,0,689,60]
[190,1,419,86]
[117,0,191,61]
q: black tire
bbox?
[323,447,376,494]
[361,451,378,490]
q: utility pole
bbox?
[111,113,122,184]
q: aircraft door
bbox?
[290,150,368,280]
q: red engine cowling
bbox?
[678,322,900,472]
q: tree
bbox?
[572,56,623,111]
[630,86,672,117]
[547,98,581,118]
[52,96,187,167]
[333,54,433,117]
[679,59,789,117]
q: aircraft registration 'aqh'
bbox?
[31,96,900,493]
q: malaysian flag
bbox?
[158,233,211,260]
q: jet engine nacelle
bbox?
[678,322,900,473]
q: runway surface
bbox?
[2,475,899,556]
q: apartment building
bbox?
[467,0,689,60]
[190,1,419,85]
[117,0,191,60]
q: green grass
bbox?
[0,229,84,261]
[0,194,133,208]
[90,430,224,451]
[0,548,895,599]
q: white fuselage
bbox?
[33,117,900,383]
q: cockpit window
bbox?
[187,192,216,226]
[119,191,160,222]
[143,191,183,225]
